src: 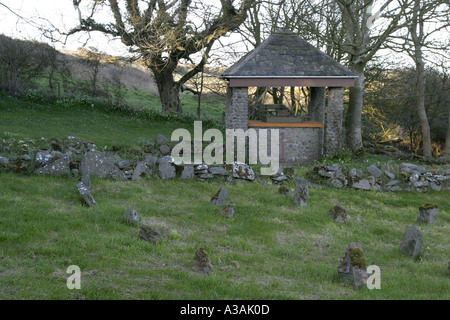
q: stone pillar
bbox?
[308,87,326,156]
[325,87,344,155]
[226,86,248,130]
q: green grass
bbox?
[0,95,449,300]
[0,95,195,150]
[0,173,449,299]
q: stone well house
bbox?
[221,29,357,165]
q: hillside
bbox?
[0,96,449,300]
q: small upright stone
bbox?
[293,183,309,207]
[210,187,228,206]
[416,203,438,225]
[219,204,235,218]
[399,225,423,259]
[139,223,169,244]
[328,205,350,224]
[338,243,368,289]
[76,181,96,207]
[81,174,90,189]
[294,177,309,187]
[193,248,213,275]
[124,209,139,224]
[179,166,194,180]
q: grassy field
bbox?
[0,95,449,300]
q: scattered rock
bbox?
[155,134,169,145]
[270,168,288,184]
[416,203,438,225]
[76,181,96,207]
[399,225,423,259]
[232,162,255,181]
[219,204,235,218]
[338,243,368,289]
[35,151,54,167]
[132,161,152,180]
[384,170,396,180]
[209,166,230,176]
[193,248,213,275]
[14,159,29,174]
[158,157,176,180]
[0,156,9,167]
[80,151,124,180]
[34,158,70,176]
[124,209,139,224]
[352,179,372,191]
[348,168,363,179]
[210,187,228,206]
[180,166,194,180]
[159,144,171,156]
[367,165,382,177]
[330,178,344,188]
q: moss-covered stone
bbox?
[420,203,438,210]
[348,247,367,269]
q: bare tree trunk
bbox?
[410,0,432,158]
[414,55,432,158]
[153,69,182,113]
[345,63,365,151]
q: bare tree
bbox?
[393,0,449,158]
[0,35,51,96]
[79,47,105,96]
[334,0,411,152]
[66,0,255,113]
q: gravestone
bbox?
[193,248,213,275]
[293,179,308,207]
[124,209,139,224]
[210,187,228,206]
[399,225,423,259]
[328,205,350,224]
[416,204,438,225]
[139,223,170,244]
[337,243,368,289]
[219,204,235,218]
[76,181,96,207]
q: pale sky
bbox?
[0,1,448,69]
[0,0,130,55]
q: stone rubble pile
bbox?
[313,162,450,192]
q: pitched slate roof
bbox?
[222,29,356,79]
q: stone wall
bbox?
[225,86,248,130]
[253,127,321,165]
